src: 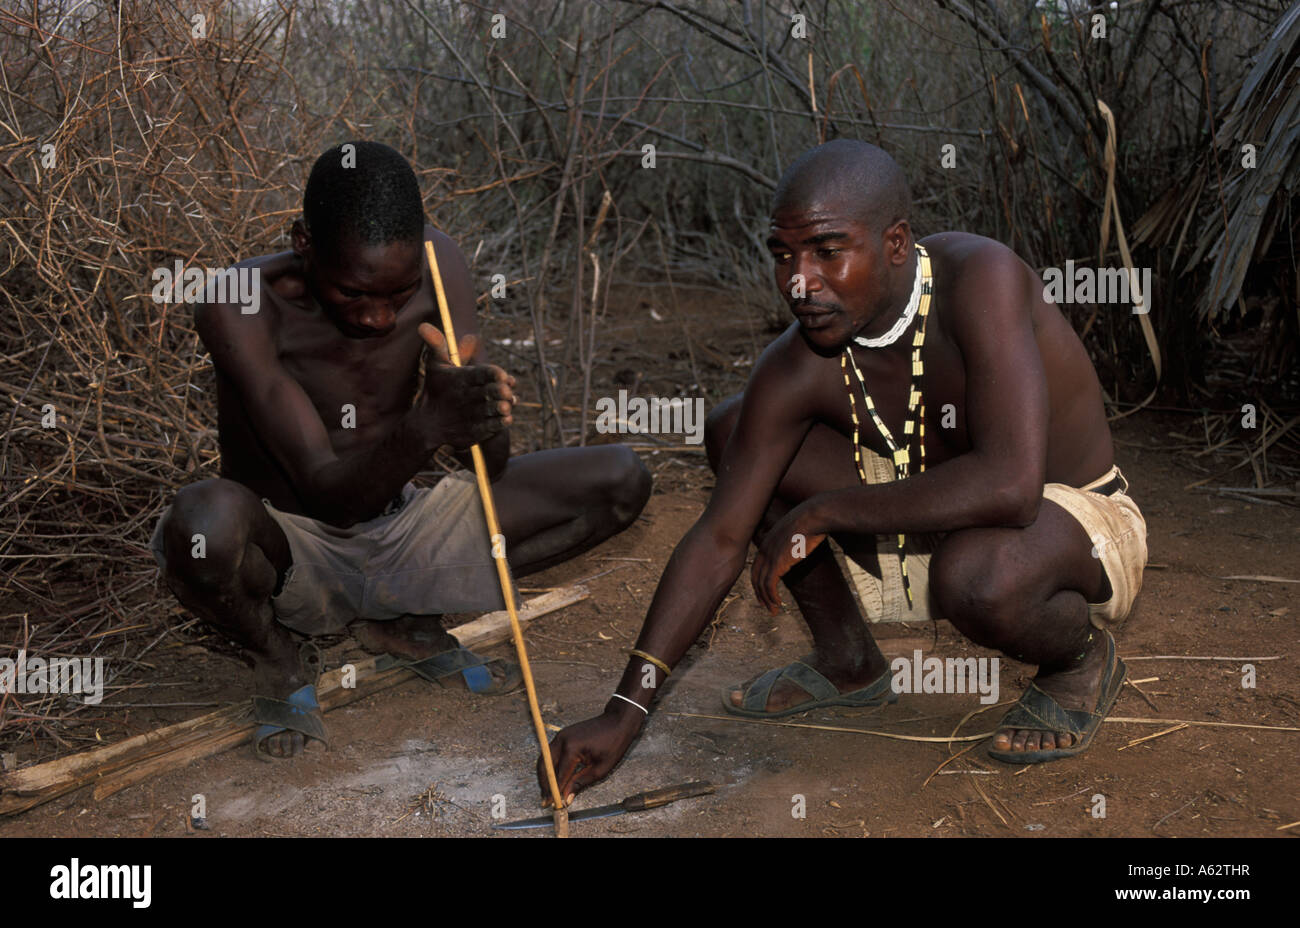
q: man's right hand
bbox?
[418,322,516,450]
[538,704,643,807]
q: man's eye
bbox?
[818,248,841,259]
[771,252,791,263]
[339,287,363,299]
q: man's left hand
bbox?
[751,505,826,614]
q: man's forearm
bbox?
[811,453,1040,538]
[611,525,748,711]
[455,427,510,480]
[304,407,445,526]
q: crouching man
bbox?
[539,140,1146,803]
[153,142,651,759]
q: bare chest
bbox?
[819,334,969,466]
[274,313,424,446]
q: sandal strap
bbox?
[741,660,838,712]
[996,683,1093,739]
[406,648,491,682]
[781,661,842,701]
[996,632,1124,739]
[252,684,328,745]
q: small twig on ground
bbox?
[1117,722,1189,751]
[969,776,1009,829]
[1124,655,1283,662]
[1153,793,1202,831]
[1123,678,1160,711]
[1030,785,1092,807]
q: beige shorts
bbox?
[151,472,510,636]
[1044,466,1147,627]
[842,453,1146,628]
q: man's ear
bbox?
[883,219,912,265]
[291,218,311,257]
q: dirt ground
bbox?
[2,291,1297,840]
[2,415,1297,839]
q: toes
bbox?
[729,688,744,707]
[997,729,1075,754]
[263,731,306,758]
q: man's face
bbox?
[301,234,423,339]
[767,195,896,353]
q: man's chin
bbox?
[796,321,851,357]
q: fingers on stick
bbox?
[418,322,448,358]
[418,322,478,367]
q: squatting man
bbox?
[542,139,1148,803]
[151,141,651,759]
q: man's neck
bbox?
[850,248,920,349]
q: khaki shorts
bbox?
[1044,466,1147,627]
[151,472,510,636]
[842,453,1146,628]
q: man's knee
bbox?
[160,478,262,589]
[705,392,743,472]
[603,445,652,529]
[931,529,1027,649]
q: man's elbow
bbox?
[992,479,1042,528]
[299,470,363,528]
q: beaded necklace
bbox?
[840,243,932,607]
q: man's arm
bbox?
[424,226,512,480]
[751,248,1049,610]
[538,333,818,802]
[197,237,513,527]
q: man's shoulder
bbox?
[745,323,829,409]
[195,251,295,357]
[755,322,819,371]
[921,231,1039,327]
[921,231,1026,280]
[423,223,471,277]
[243,250,305,300]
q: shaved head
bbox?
[766,140,919,353]
[772,140,910,234]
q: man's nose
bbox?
[359,300,397,331]
[789,256,823,298]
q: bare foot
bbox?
[728,653,889,714]
[991,634,1109,755]
[251,639,315,759]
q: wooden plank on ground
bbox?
[1,586,588,815]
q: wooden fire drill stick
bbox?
[422,241,569,837]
